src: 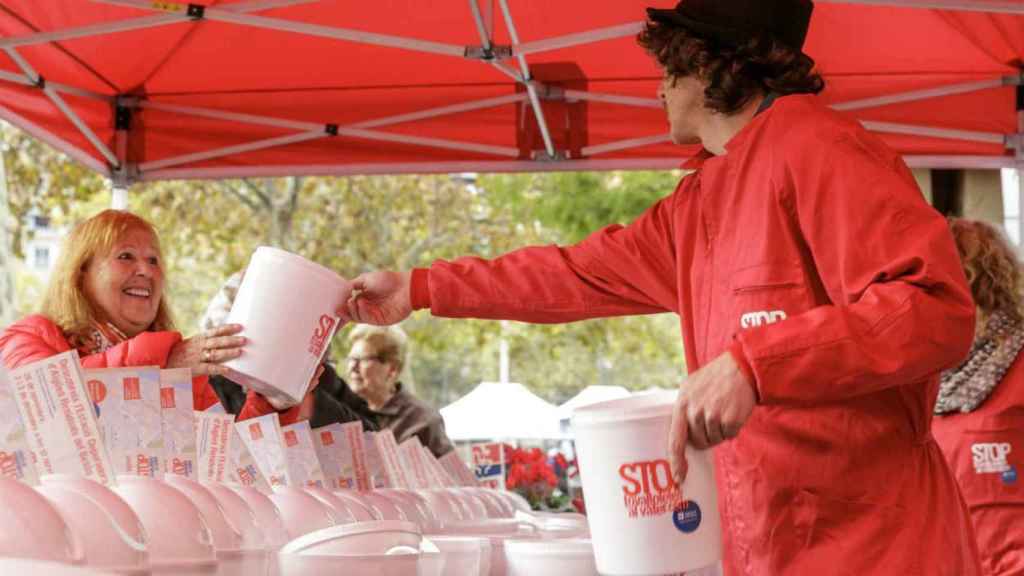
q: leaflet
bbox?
[312,423,355,489]
[237,413,288,488]
[0,368,39,484]
[227,426,273,493]
[159,368,195,478]
[8,351,114,485]
[421,444,457,488]
[398,437,431,489]
[373,428,411,490]
[195,410,233,483]
[440,450,479,487]
[362,431,388,489]
[342,422,370,491]
[84,367,163,478]
[281,421,326,488]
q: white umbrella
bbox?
[441,382,563,441]
[556,385,631,421]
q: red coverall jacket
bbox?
[0,314,220,411]
[414,95,980,575]
[934,353,1024,575]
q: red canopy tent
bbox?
[0,0,1019,186]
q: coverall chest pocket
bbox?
[955,416,1023,505]
[728,263,809,336]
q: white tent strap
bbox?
[141,155,1024,182]
[516,22,645,57]
[583,134,672,157]
[140,158,689,181]
[4,47,119,167]
[0,103,109,174]
[140,92,529,133]
[497,0,556,159]
[6,0,316,50]
[139,130,326,172]
[832,76,1019,112]
[861,120,1007,145]
[818,0,1024,15]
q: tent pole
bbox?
[139,131,328,172]
[583,134,672,157]
[4,48,119,168]
[860,121,1005,145]
[497,0,557,159]
[0,106,108,174]
[5,0,317,50]
[818,0,1024,15]
[833,77,1015,112]
[515,22,645,57]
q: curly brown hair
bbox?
[949,218,1023,322]
[637,21,824,115]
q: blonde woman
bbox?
[0,209,245,410]
[934,218,1024,575]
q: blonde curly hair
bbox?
[948,218,1022,322]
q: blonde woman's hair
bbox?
[347,324,408,373]
[949,218,1023,322]
[41,209,175,339]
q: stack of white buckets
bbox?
[0,246,723,575]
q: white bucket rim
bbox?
[504,537,594,557]
[570,390,676,428]
[252,246,347,288]
[279,520,420,555]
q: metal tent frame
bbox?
[0,0,1019,191]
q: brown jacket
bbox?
[371,382,453,457]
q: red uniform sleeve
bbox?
[427,190,683,322]
[736,132,976,404]
[237,389,301,424]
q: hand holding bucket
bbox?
[338,270,413,326]
[669,350,756,485]
[167,323,247,377]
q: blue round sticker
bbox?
[1003,465,1018,485]
[673,500,702,534]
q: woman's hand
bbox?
[167,323,246,376]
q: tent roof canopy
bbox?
[0,0,1021,184]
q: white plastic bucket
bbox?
[571,392,722,575]
[354,490,408,522]
[328,490,378,522]
[269,486,338,540]
[224,247,349,406]
[424,536,490,576]
[303,486,360,525]
[223,486,289,576]
[379,489,440,532]
[277,520,422,575]
[37,475,149,575]
[112,476,217,575]
[0,559,119,575]
[504,538,598,576]
[0,476,83,565]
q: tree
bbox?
[3,119,689,410]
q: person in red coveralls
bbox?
[934,218,1024,576]
[336,1,981,573]
[0,209,245,411]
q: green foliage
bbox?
[3,121,688,409]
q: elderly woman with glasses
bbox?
[345,325,453,457]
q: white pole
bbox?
[499,320,511,384]
[0,149,15,325]
[111,187,128,210]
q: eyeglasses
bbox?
[347,355,385,366]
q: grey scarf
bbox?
[936,309,1024,414]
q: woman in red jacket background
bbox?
[934,218,1024,576]
[0,209,245,410]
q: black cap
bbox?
[647,0,814,53]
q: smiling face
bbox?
[80,227,164,337]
